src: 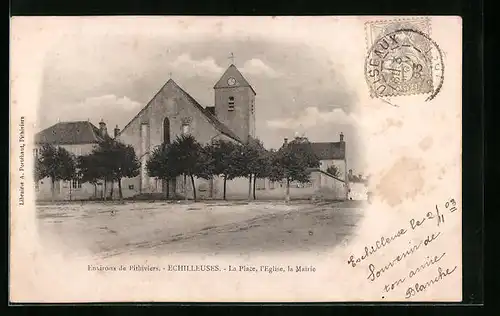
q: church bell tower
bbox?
[213,63,256,143]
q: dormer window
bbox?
[228,96,235,111]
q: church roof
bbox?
[35,121,105,145]
[214,64,256,95]
[205,106,215,115]
[119,79,242,143]
[286,139,346,160]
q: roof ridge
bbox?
[35,120,103,145]
[118,78,241,143]
[86,121,102,142]
[119,79,173,135]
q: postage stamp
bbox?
[364,18,445,101]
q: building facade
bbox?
[253,133,349,200]
[116,64,255,199]
[34,120,115,201]
[36,64,349,201]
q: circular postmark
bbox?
[364,28,445,102]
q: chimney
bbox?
[340,132,344,142]
[348,169,353,181]
[99,119,108,137]
[114,125,120,138]
[283,137,288,146]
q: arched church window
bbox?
[163,118,170,144]
[228,96,235,111]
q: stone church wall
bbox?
[117,81,240,195]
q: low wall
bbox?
[309,169,348,201]
[36,169,348,201]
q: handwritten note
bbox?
[347,198,459,299]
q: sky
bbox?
[36,17,366,172]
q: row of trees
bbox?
[35,139,140,201]
[146,135,320,201]
[34,134,323,202]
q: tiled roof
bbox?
[309,142,345,160]
[35,121,105,145]
[288,140,345,160]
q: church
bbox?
[34,62,349,201]
[116,64,256,199]
[116,63,349,200]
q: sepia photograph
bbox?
[10,16,462,302]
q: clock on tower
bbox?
[227,77,237,86]
[214,65,256,143]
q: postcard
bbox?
[10,16,462,302]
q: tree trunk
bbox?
[51,178,55,203]
[190,174,196,202]
[118,178,123,200]
[223,175,227,200]
[109,180,114,200]
[94,183,97,199]
[209,177,213,199]
[285,178,290,202]
[253,174,257,200]
[166,179,170,200]
[184,174,188,201]
[69,181,72,201]
[248,174,252,201]
[103,180,107,201]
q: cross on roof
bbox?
[168,71,173,78]
[228,52,235,65]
